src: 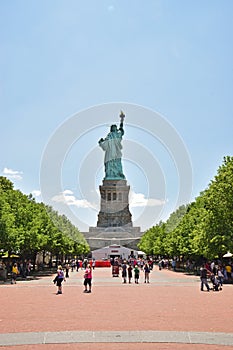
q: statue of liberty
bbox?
[98,111,126,180]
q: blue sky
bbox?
[1,1,233,232]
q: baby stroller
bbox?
[210,274,222,291]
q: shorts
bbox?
[57,278,63,287]
[84,278,92,286]
[12,273,17,280]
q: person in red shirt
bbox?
[83,264,92,293]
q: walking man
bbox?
[200,264,210,291]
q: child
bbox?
[134,264,140,284]
[210,274,221,291]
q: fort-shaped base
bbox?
[97,179,132,228]
[83,179,143,250]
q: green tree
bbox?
[138,156,233,261]
[0,176,89,261]
[200,156,233,258]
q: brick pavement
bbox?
[0,266,232,349]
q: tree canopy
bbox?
[0,177,89,260]
[139,156,233,260]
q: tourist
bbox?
[82,258,88,270]
[210,260,216,275]
[0,261,7,282]
[171,259,176,272]
[83,263,92,293]
[217,266,224,286]
[200,264,210,292]
[71,260,75,272]
[65,263,70,278]
[138,259,143,270]
[19,260,26,278]
[128,264,132,283]
[11,262,19,284]
[144,262,150,283]
[26,260,32,276]
[210,273,221,291]
[148,259,154,270]
[134,264,140,284]
[76,259,80,272]
[54,265,65,295]
[122,261,127,283]
[225,263,232,280]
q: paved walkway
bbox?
[0,267,232,349]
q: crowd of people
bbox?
[1,255,232,296]
[200,260,233,292]
[52,257,153,295]
[111,257,154,284]
[0,259,32,284]
[52,261,93,295]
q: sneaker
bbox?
[87,290,91,293]
[83,290,88,293]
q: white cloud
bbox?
[63,189,73,195]
[2,167,23,180]
[130,192,166,208]
[31,190,41,197]
[52,190,95,209]
[51,189,165,211]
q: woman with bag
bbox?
[83,263,92,293]
[54,265,65,295]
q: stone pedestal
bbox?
[83,226,143,251]
[97,179,132,228]
[83,178,143,251]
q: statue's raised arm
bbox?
[119,110,125,134]
[98,111,126,180]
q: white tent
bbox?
[137,250,146,258]
[92,244,135,261]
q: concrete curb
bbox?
[0,330,233,346]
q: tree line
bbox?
[139,156,233,261]
[0,177,89,265]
